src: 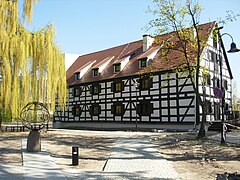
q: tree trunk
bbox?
[198,104,207,139]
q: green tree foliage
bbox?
[232,81,240,111]
[147,0,212,138]
[0,0,67,126]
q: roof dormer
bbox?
[92,68,99,77]
[91,56,114,77]
[113,63,121,73]
[74,72,80,80]
[74,60,96,80]
[138,46,159,68]
[113,56,130,73]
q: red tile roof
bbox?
[67,21,216,86]
[137,46,159,60]
[91,56,114,69]
[113,56,129,64]
[74,60,95,73]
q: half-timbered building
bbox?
[54,21,233,130]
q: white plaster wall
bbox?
[153,110,159,117]
[120,56,130,70]
[99,57,114,73]
[141,116,149,122]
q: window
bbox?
[74,72,80,80]
[204,74,211,86]
[224,80,228,90]
[207,50,212,61]
[90,104,101,116]
[208,50,217,62]
[137,77,153,90]
[207,75,211,85]
[73,87,81,97]
[142,79,149,89]
[72,106,81,116]
[116,106,122,114]
[139,58,147,68]
[205,100,212,114]
[92,68,99,77]
[214,53,218,63]
[114,63,121,73]
[137,101,153,116]
[213,34,218,48]
[91,84,101,95]
[225,103,229,111]
[111,80,124,92]
[115,82,122,92]
[93,86,99,94]
[217,79,220,88]
[214,62,219,72]
[213,78,220,88]
[111,102,125,116]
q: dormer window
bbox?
[139,58,147,68]
[92,68,99,77]
[74,72,80,80]
[114,63,121,73]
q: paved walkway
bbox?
[103,136,180,179]
[0,163,24,180]
[0,140,67,180]
[22,139,67,180]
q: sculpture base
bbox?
[27,130,41,152]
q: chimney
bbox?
[143,35,154,52]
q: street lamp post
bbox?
[217,27,240,144]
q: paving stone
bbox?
[103,137,180,179]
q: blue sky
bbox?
[21,0,240,95]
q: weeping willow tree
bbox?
[0,0,67,126]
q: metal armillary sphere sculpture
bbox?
[21,101,50,130]
[20,102,50,152]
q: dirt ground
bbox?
[151,131,240,180]
[0,130,239,180]
[41,132,114,171]
[0,131,114,171]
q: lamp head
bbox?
[228,42,240,53]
